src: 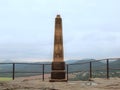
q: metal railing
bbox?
[0,58,120,81]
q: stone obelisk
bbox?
[50,15,67,82]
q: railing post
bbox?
[67,64,69,81]
[12,63,15,80]
[42,64,44,81]
[89,62,92,80]
[106,59,109,79]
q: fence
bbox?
[0,58,120,81]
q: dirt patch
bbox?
[0,76,120,90]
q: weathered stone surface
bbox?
[52,62,65,70]
[51,71,66,79]
[53,15,64,62]
[50,15,67,82]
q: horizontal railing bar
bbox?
[0,72,13,73]
[0,72,51,73]
[95,58,120,61]
[0,63,51,65]
[0,63,14,64]
[0,72,42,73]
[15,72,42,73]
[69,58,120,65]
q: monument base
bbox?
[49,79,67,82]
[50,61,67,82]
[51,71,66,79]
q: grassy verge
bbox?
[0,77,12,81]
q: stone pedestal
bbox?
[51,71,66,79]
[50,62,67,82]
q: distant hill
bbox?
[67,59,106,72]
[72,59,95,63]
[65,60,79,64]
[0,59,13,63]
[109,59,120,69]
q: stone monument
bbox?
[50,15,67,82]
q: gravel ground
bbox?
[0,76,120,90]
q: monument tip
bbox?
[56,14,61,18]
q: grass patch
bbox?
[0,77,12,81]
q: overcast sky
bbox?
[0,0,120,62]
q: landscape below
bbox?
[0,59,120,81]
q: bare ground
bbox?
[0,76,120,90]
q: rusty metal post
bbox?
[89,62,92,80]
[42,64,44,81]
[12,63,15,80]
[106,59,109,79]
[67,64,69,81]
